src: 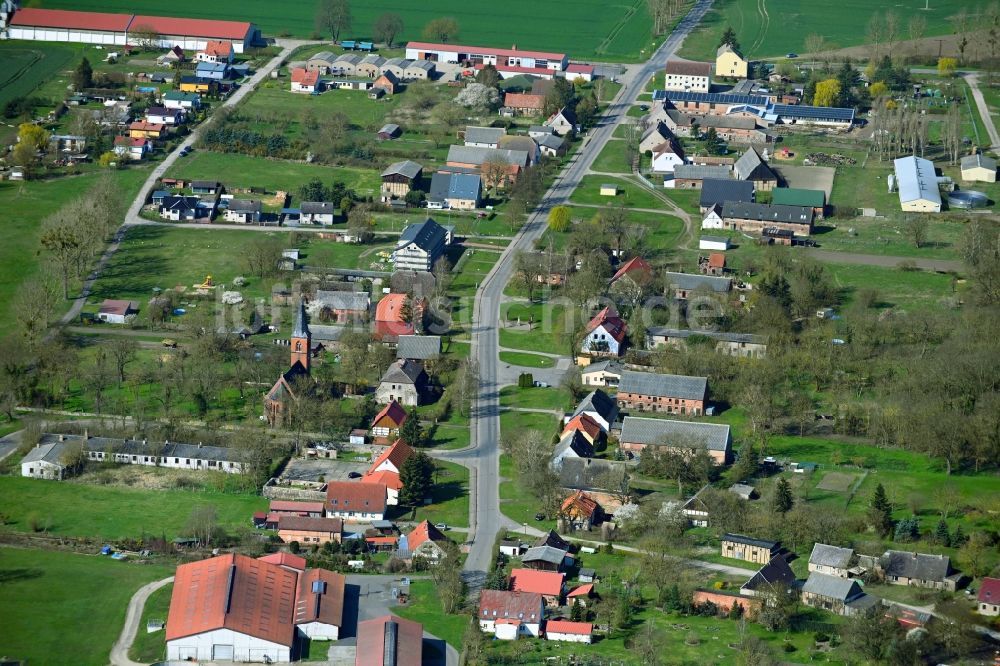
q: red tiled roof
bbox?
[356,615,423,666]
[326,480,386,513]
[406,41,566,61]
[611,256,652,283]
[294,568,346,627]
[567,583,594,598]
[566,64,595,74]
[291,67,319,85]
[99,299,135,315]
[129,121,164,132]
[479,590,544,621]
[367,439,414,475]
[708,253,726,268]
[166,553,298,646]
[375,292,408,323]
[980,577,1000,605]
[561,490,600,518]
[546,620,593,635]
[665,60,712,77]
[131,14,252,40]
[257,552,307,570]
[203,40,234,57]
[371,400,408,429]
[406,520,449,551]
[269,500,325,514]
[363,469,402,491]
[585,306,626,343]
[10,8,132,32]
[510,568,564,597]
[561,414,602,442]
[503,92,545,110]
[114,136,148,148]
[365,536,399,545]
[475,62,553,76]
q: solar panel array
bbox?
[653,90,769,106]
[771,104,854,121]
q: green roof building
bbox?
[771,187,825,210]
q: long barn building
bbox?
[7,7,257,52]
[405,41,568,75]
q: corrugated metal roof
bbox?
[618,370,707,400]
[620,416,730,451]
[802,572,863,601]
[893,156,941,206]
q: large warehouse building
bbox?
[7,7,257,52]
[405,41,568,74]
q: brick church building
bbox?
[264,300,312,426]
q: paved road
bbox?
[109,575,174,666]
[805,249,962,273]
[58,41,305,328]
[458,0,715,585]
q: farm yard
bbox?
[37,0,665,61]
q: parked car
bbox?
[435,523,449,531]
[786,52,798,58]
[348,471,362,478]
[534,513,546,521]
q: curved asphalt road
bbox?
[457,0,715,585]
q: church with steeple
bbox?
[264,300,312,426]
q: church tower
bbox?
[290,299,311,372]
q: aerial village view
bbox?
[0,0,999,664]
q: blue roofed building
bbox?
[428,172,482,210]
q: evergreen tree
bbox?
[484,565,509,590]
[772,477,794,514]
[727,600,743,619]
[398,451,434,507]
[664,583,683,612]
[893,516,918,542]
[571,598,584,621]
[719,26,740,51]
[952,524,966,546]
[868,483,894,538]
[73,57,93,91]
[934,519,951,546]
[398,407,423,447]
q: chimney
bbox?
[84,428,89,439]
[58,434,64,442]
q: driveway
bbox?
[804,249,963,273]
[109,575,174,666]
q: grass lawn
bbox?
[393,580,469,649]
[569,175,665,209]
[0,41,78,108]
[498,351,556,368]
[166,151,381,199]
[679,0,968,60]
[828,164,898,216]
[0,476,265,540]
[129,582,172,663]
[0,547,174,666]
[499,454,557,532]
[408,461,469,528]
[591,139,632,174]
[0,166,152,335]
[825,263,958,310]
[499,385,573,412]
[812,217,966,260]
[40,0,659,61]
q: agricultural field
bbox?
[0,42,78,109]
[0,547,175,666]
[679,0,970,60]
[39,0,662,61]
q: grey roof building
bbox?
[802,572,865,602]
[722,533,779,551]
[309,325,347,344]
[21,442,67,466]
[552,430,595,466]
[228,199,262,213]
[663,271,732,294]
[396,335,442,360]
[314,290,370,313]
[381,160,423,180]
[734,147,777,183]
[394,218,448,271]
[809,544,855,571]
[700,178,755,209]
[722,201,813,226]
[380,358,426,385]
[428,172,482,207]
[446,144,529,167]
[300,201,336,216]
[617,370,707,401]
[674,164,733,181]
[960,153,997,171]
[893,155,942,212]
[741,556,796,596]
[522,545,568,567]
[620,416,731,457]
[572,389,619,432]
[881,550,957,586]
[646,327,766,346]
[464,126,506,146]
[558,458,628,492]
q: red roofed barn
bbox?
[581,306,626,357]
[370,400,408,442]
[479,590,545,640]
[510,568,565,606]
[356,615,423,666]
[165,553,346,662]
[326,480,388,520]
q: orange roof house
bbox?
[585,306,627,343]
[561,413,603,444]
[325,481,387,520]
[370,400,408,443]
[374,293,416,339]
[401,520,451,561]
[610,256,652,286]
[291,67,320,90]
[366,439,414,476]
[202,39,235,60]
[510,568,565,602]
[503,92,546,113]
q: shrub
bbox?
[288,541,301,554]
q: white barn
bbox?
[893,155,942,213]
